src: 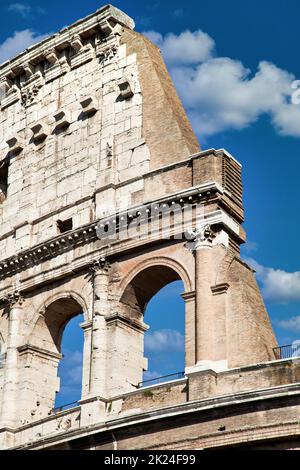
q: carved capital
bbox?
[185,224,216,252]
[90,257,111,274]
[2,291,25,308]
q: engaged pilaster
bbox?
[0,291,24,428]
[186,225,228,373]
[88,258,111,399]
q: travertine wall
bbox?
[0,5,200,261]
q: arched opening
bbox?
[120,264,187,388]
[143,280,185,385]
[55,313,84,409]
[28,296,85,415]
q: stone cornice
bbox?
[17,344,62,361]
[0,5,134,77]
[0,183,227,281]
[106,312,148,333]
[5,381,300,450]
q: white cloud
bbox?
[245,257,300,302]
[0,29,49,64]
[145,29,215,65]
[277,316,300,331]
[143,29,300,138]
[145,329,184,352]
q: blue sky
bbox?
[2,0,300,405]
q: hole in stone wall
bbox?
[54,313,84,409]
[57,218,73,234]
[0,160,9,202]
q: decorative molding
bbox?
[80,320,93,331]
[0,185,221,281]
[97,44,118,64]
[45,57,69,83]
[106,312,148,333]
[1,83,20,109]
[70,35,84,53]
[181,291,196,302]
[0,5,134,78]
[99,19,114,35]
[17,344,62,360]
[70,43,94,70]
[21,73,43,107]
[44,49,59,66]
[211,283,230,295]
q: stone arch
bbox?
[27,290,89,348]
[118,256,192,306]
[106,256,190,392]
[117,257,191,322]
[19,293,87,419]
[29,293,86,354]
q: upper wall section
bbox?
[0,4,200,246]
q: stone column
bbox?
[88,258,111,399]
[0,292,24,428]
[186,225,223,372]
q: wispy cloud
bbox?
[172,9,184,18]
[8,3,31,17]
[145,329,184,352]
[245,257,300,303]
[242,240,258,254]
[143,370,162,381]
[144,29,300,138]
[8,3,46,18]
[276,316,300,331]
[0,29,49,64]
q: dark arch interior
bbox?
[121,265,181,313]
